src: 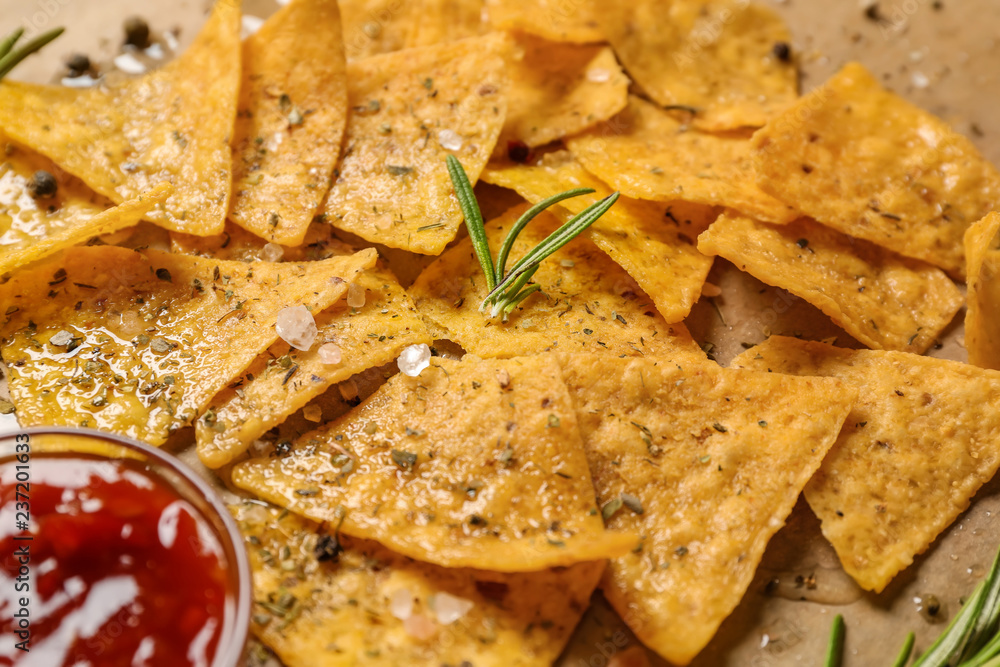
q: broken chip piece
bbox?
[965,212,1000,370]
[697,212,963,353]
[558,353,854,665]
[751,62,1000,277]
[0,245,376,445]
[0,0,242,236]
[733,337,1000,593]
[231,354,638,571]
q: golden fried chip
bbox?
[697,212,963,353]
[496,34,629,153]
[232,355,637,571]
[339,0,487,61]
[0,139,172,277]
[0,246,376,445]
[733,337,1000,592]
[482,152,717,323]
[0,0,241,235]
[603,0,797,131]
[752,63,1000,277]
[171,221,356,263]
[565,96,796,224]
[485,0,603,43]
[408,203,707,359]
[229,0,348,246]
[198,267,431,468]
[233,501,605,667]
[322,33,509,255]
[965,212,1000,370]
[558,354,854,666]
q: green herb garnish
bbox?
[446,154,619,321]
[0,27,65,81]
[824,614,845,667]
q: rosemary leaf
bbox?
[0,28,24,60]
[890,632,915,667]
[824,614,845,667]
[0,27,65,81]
[501,284,542,321]
[446,154,495,291]
[912,580,988,667]
[485,192,619,306]
[494,187,594,283]
[488,264,538,316]
[960,546,1000,662]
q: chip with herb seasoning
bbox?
[0,245,376,445]
[965,212,1000,370]
[733,337,1000,593]
[322,32,510,255]
[484,0,603,43]
[603,0,797,131]
[496,34,629,154]
[231,354,637,571]
[0,0,241,236]
[0,137,172,277]
[697,212,963,353]
[408,202,708,360]
[565,96,796,224]
[558,353,855,666]
[198,267,432,468]
[751,62,1000,277]
[481,152,718,324]
[233,500,605,667]
[228,0,348,246]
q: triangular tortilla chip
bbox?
[198,267,432,468]
[484,0,603,43]
[231,354,637,571]
[339,0,488,61]
[0,0,241,236]
[733,337,1000,592]
[565,96,796,224]
[171,220,357,263]
[0,246,376,445]
[603,0,797,131]
[496,34,629,153]
[229,0,348,246]
[408,202,707,360]
[751,63,1000,277]
[0,138,172,278]
[322,33,510,255]
[233,500,605,667]
[482,152,718,323]
[698,212,963,353]
[558,353,854,666]
[965,212,1000,370]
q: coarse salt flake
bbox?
[302,404,323,422]
[275,305,317,351]
[403,614,437,640]
[389,588,413,620]
[438,129,463,151]
[260,242,284,263]
[347,282,366,308]
[397,344,431,377]
[586,68,611,83]
[318,342,342,365]
[50,330,74,347]
[431,592,474,625]
[113,52,147,75]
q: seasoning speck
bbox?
[27,171,57,199]
[123,16,151,49]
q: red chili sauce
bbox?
[0,454,230,666]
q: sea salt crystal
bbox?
[241,15,265,38]
[403,614,437,640]
[145,43,165,60]
[438,129,463,151]
[431,592,474,625]
[389,588,413,621]
[586,68,611,83]
[113,52,146,75]
[260,243,284,262]
[50,330,74,347]
[911,71,930,89]
[302,404,323,422]
[318,343,342,365]
[397,344,431,377]
[338,378,359,401]
[347,282,366,308]
[275,305,317,351]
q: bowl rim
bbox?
[0,425,252,667]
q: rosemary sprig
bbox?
[824,614,845,667]
[0,26,65,81]
[821,540,1000,667]
[446,154,619,321]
